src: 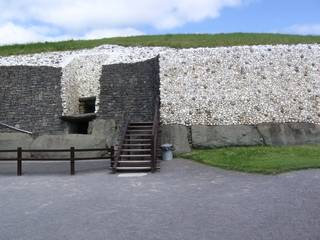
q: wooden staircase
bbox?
[112,97,160,173]
[116,122,154,171]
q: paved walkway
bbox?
[0,159,320,240]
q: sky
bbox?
[0,0,319,45]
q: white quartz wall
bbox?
[160,44,320,125]
[61,56,103,115]
[1,44,320,125]
[59,46,165,115]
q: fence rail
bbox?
[0,146,115,176]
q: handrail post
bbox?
[70,147,75,175]
[151,136,156,172]
[150,95,160,173]
[112,145,119,173]
[17,147,22,176]
[110,146,115,168]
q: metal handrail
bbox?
[0,122,32,135]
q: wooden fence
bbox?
[0,146,115,176]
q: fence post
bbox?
[17,147,22,176]
[70,147,75,175]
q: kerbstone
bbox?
[257,123,320,146]
[30,134,107,158]
[161,125,191,153]
[0,133,33,158]
[88,119,117,147]
[192,125,263,148]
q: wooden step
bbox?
[129,122,153,125]
[116,167,151,171]
[120,154,151,158]
[126,134,152,137]
[123,139,152,142]
[127,130,152,132]
[118,160,151,164]
[122,144,151,147]
[128,126,153,129]
[121,149,151,152]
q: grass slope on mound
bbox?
[179,145,320,174]
[1,33,320,56]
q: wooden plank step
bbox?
[129,122,153,125]
[116,167,151,170]
[127,130,152,132]
[122,144,151,147]
[124,139,152,142]
[128,126,153,129]
[120,154,151,157]
[121,149,151,152]
[130,121,153,123]
[118,160,151,163]
[125,134,153,137]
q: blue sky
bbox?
[0,0,319,45]
[147,0,320,35]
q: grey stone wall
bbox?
[161,123,320,153]
[0,119,117,158]
[98,56,160,122]
[0,66,66,134]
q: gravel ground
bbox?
[0,159,319,240]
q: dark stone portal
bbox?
[0,66,66,134]
[98,56,160,122]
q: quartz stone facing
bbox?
[1,44,320,129]
[160,44,320,126]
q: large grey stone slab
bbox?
[161,125,191,153]
[257,123,320,146]
[192,125,263,148]
[30,134,107,158]
[0,133,33,158]
[88,119,117,147]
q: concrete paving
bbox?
[0,159,320,240]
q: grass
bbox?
[179,145,320,175]
[1,33,320,56]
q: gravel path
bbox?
[0,159,319,240]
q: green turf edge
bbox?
[1,33,320,56]
[178,145,320,175]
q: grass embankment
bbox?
[179,145,320,174]
[1,33,320,56]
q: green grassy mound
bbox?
[1,33,320,56]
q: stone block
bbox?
[191,125,263,148]
[0,133,33,158]
[30,134,107,159]
[257,123,320,146]
[161,125,191,153]
[88,119,117,147]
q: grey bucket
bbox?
[161,143,173,160]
